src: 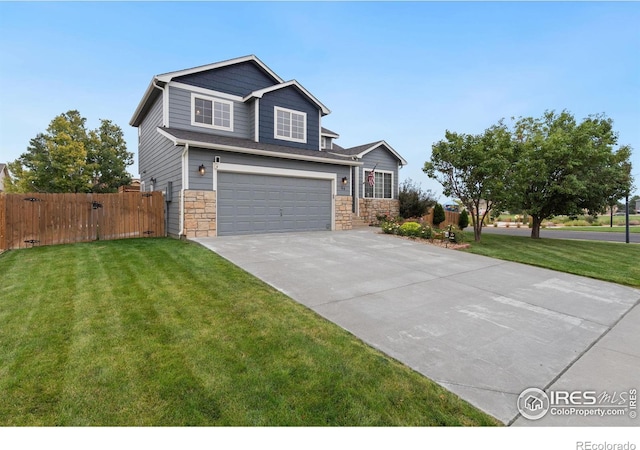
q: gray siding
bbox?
[358,147,399,199]
[188,148,352,196]
[168,86,250,139]
[138,94,183,236]
[173,62,276,97]
[258,86,320,151]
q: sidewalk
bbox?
[512,301,640,426]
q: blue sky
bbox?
[1,1,639,198]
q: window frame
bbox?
[274,106,307,143]
[363,169,394,199]
[191,93,234,132]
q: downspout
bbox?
[354,159,360,216]
[179,143,189,237]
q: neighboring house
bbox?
[130,55,407,237]
[0,164,10,192]
[117,179,141,193]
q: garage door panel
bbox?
[217,172,332,236]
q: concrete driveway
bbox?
[194,228,640,425]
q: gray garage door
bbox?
[217,172,332,236]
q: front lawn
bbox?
[0,238,499,426]
[546,226,640,233]
[464,233,640,287]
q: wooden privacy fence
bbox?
[423,210,460,228]
[0,192,165,250]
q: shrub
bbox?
[458,210,469,230]
[398,179,437,219]
[565,220,590,227]
[398,221,422,238]
[381,221,400,234]
[420,225,433,240]
[432,203,446,228]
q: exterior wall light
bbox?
[341,177,348,185]
[198,164,206,176]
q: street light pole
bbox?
[625,193,630,244]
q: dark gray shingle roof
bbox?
[321,127,340,137]
[329,141,382,156]
[159,127,359,165]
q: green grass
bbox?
[546,226,640,233]
[464,233,640,287]
[0,238,499,426]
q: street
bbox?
[482,226,640,244]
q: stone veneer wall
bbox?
[183,191,354,236]
[183,190,217,238]
[335,196,353,230]
[358,198,400,224]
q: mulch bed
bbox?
[380,232,471,250]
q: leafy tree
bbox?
[398,178,437,218]
[458,209,469,230]
[423,122,513,241]
[88,119,134,192]
[7,110,133,193]
[506,111,633,238]
[432,203,446,228]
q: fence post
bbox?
[0,194,6,251]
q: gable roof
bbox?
[156,55,284,84]
[243,80,330,116]
[131,55,331,126]
[321,127,340,138]
[157,127,361,167]
[329,140,408,166]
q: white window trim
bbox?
[362,168,394,199]
[274,106,307,144]
[191,92,234,132]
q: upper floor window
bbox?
[274,107,306,143]
[364,170,393,199]
[191,93,233,131]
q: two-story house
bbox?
[130,55,406,237]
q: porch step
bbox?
[351,216,370,228]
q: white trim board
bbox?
[170,81,244,102]
[156,127,361,167]
[213,162,337,231]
